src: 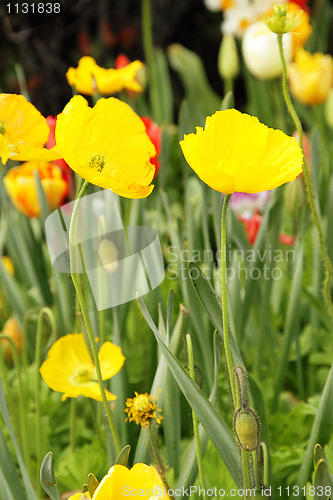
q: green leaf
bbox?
[0,378,37,500]
[40,452,60,500]
[188,261,243,366]
[313,459,333,500]
[137,294,240,486]
[33,169,50,226]
[297,364,333,487]
[0,425,27,500]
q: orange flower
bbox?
[3,161,67,217]
[288,2,313,56]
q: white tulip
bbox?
[242,21,293,79]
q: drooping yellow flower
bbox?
[0,317,23,361]
[179,109,303,194]
[39,333,125,401]
[67,464,169,500]
[55,95,156,198]
[0,94,61,165]
[287,48,333,106]
[3,161,67,218]
[66,56,144,95]
[125,391,163,428]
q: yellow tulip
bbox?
[179,108,303,194]
[40,333,125,401]
[3,161,67,218]
[287,48,333,106]
[55,95,156,198]
[66,56,144,95]
[0,94,61,165]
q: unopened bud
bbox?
[233,408,260,451]
[218,34,239,80]
[284,177,305,219]
[97,237,119,274]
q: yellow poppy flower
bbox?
[0,94,61,165]
[40,333,125,401]
[179,109,303,194]
[287,48,333,106]
[69,464,169,500]
[55,95,156,198]
[3,161,67,218]
[66,56,144,95]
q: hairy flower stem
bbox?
[220,193,236,403]
[277,34,333,318]
[186,334,206,492]
[69,180,121,455]
[35,307,57,498]
[148,427,174,499]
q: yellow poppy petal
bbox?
[98,342,125,380]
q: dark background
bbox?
[0,0,225,117]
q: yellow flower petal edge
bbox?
[179,108,303,193]
[39,333,125,402]
[92,464,170,500]
[55,95,155,198]
[0,94,62,164]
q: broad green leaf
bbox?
[40,452,60,500]
[313,459,332,500]
[137,294,240,486]
[0,425,27,500]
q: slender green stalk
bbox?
[186,334,206,491]
[22,307,41,377]
[0,334,30,473]
[69,180,121,455]
[220,193,235,402]
[148,427,174,499]
[260,442,269,487]
[242,451,251,492]
[277,34,333,318]
[70,398,76,450]
[252,450,260,491]
[35,307,56,498]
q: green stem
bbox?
[35,307,56,498]
[220,193,235,403]
[186,334,206,491]
[252,450,260,492]
[70,398,76,450]
[69,180,121,455]
[277,34,333,318]
[0,334,30,474]
[148,427,174,499]
[241,450,251,495]
[260,442,269,487]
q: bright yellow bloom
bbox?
[3,161,67,218]
[179,109,303,194]
[0,317,23,361]
[288,48,333,106]
[125,392,163,428]
[0,94,61,165]
[68,464,169,500]
[1,256,14,275]
[39,333,125,401]
[55,95,156,198]
[66,56,144,95]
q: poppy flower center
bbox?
[89,154,106,172]
[72,365,95,386]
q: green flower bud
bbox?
[233,408,260,451]
[218,34,240,80]
[263,3,302,35]
[284,176,305,219]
